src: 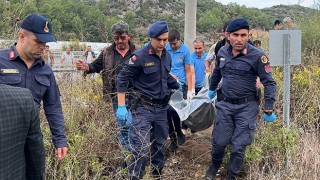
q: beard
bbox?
[116,43,126,50]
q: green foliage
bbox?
[0,0,316,43]
[299,11,320,56]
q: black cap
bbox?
[21,14,56,43]
[227,18,249,33]
[147,21,169,38]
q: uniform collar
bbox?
[8,45,19,60]
[9,45,45,66]
[227,43,249,57]
[148,43,167,56]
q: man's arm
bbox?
[43,72,68,160]
[209,57,222,91]
[256,55,277,111]
[76,51,103,73]
[185,64,193,91]
[25,93,45,180]
[116,55,141,120]
[190,65,195,90]
[205,52,215,73]
[183,48,193,91]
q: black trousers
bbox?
[167,84,188,138]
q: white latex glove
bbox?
[187,90,193,101]
[191,88,195,96]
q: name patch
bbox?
[1,69,19,74]
[145,62,155,67]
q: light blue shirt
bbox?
[165,43,191,84]
[191,52,207,88]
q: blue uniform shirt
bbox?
[0,45,67,148]
[190,52,207,88]
[117,43,179,99]
[165,43,191,84]
[209,44,277,110]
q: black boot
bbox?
[151,167,163,180]
[168,138,178,152]
[204,161,221,180]
[177,133,186,145]
[227,171,237,180]
[204,165,218,180]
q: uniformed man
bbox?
[205,18,277,180]
[0,14,68,160]
[116,21,180,179]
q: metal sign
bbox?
[269,30,302,66]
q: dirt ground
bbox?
[161,127,226,180]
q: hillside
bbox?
[0,0,317,43]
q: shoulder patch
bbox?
[264,64,271,73]
[9,51,15,59]
[132,55,137,61]
[242,48,248,55]
[261,55,269,64]
[128,55,137,65]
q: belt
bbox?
[222,94,257,105]
[140,96,167,107]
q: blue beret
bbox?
[21,14,56,43]
[147,21,169,38]
[227,18,249,33]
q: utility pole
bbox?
[184,0,197,51]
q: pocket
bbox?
[35,75,50,87]
[34,74,50,99]
[234,61,251,74]
[143,66,159,80]
[219,61,226,69]
[0,74,21,85]
[246,122,256,145]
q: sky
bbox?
[217,0,317,9]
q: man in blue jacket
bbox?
[0,14,68,160]
[205,18,277,180]
[116,21,180,180]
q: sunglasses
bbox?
[113,35,127,41]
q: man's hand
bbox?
[208,90,216,100]
[187,90,194,101]
[56,147,68,160]
[75,60,89,71]
[256,77,262,89]
[116,105,128,121]
[263,111,277,122]
[177,81,183,91]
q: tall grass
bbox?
[40,13,319,179]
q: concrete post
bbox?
[184,0,197,52]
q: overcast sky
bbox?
[217,0,317,9]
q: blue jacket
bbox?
[117,43,179,99]
[0,46,67,148]
[209,44,277,110]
